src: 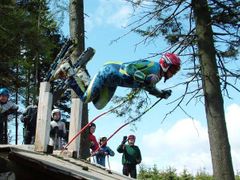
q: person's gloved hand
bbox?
[97,150,105,156]
[149,89,172,99]
[121,136,128,145]
[145,74,160,85]
[158,90,172,99]
[136,158,141,164]
[2,108,18,116]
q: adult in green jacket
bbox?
[117,135,142,179]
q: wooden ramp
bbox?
[0,145,133,180]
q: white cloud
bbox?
[106,6,132,28]
[85,0,132,30]
[141,118,211,174]
[226,104,240,172]
[98,104,240,176]
[140,104,240,175]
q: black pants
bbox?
[23,128,35,144]
[0,118,8,144]
[123,164,137,179]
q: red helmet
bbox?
[128,135,136,140]
[159,53,181,74]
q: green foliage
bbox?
[138,165,240,179]
[138,165,212,179]
[235,170,240,180]
[158,167,178,180]
[0,0,65,104]
[138,165,161,180]
[195,168,212,180]
[111,89,150,129]
[179,169,194,180]
[125,0,239,101]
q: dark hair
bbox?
[89,123,96,128]
[100,137,107,142]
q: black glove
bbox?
[2,108,18,116]
[148,89,172,99]
[121,136,128,144]
[145,86,172,99]
[158,90,172,99]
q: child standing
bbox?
[48,109,67,151]
[96,137,115,167]
[88,123,99,154]
[117,135,142,179]
[0,88,18,144]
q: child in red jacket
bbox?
[88,123,99,154]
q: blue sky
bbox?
[57,0,240,175]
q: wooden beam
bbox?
[34,82,52,152]
[67,98,83,157]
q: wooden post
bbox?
[67,98,83,158]
[69,0,90,159]
[34,82,52,152]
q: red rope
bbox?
[61,99,129,153]
[91,98,162,157]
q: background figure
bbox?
[117,135,142,179]
[21,103,38,144]
[96,137,115,167]
[0,88,18,144]
[88,123,99,162]
[48,109,67,152]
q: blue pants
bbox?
[68,63,140,109]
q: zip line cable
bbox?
[89,97,163,159]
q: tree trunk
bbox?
[192,0,234,179]
[69,0,90,159]
[15,87,19,145]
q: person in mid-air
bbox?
[53,53,181,109]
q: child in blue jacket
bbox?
[96,137,115,167]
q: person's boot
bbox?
[76,67,91,88]
[52,60,75,80]
[46,145,54,154]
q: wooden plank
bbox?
[34,82,53,152]
[0,145,133,180]
[68,98,83,157]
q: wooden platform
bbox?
[0,145,133,180]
